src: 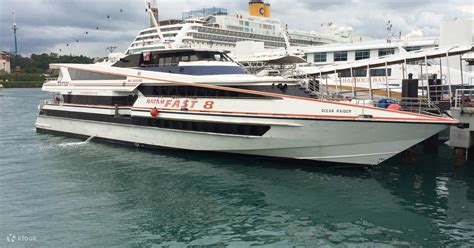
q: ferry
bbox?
[35,50,458,166]
[35,2,459,166]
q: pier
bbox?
[286,43,474,166]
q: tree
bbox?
[10,53,94,73]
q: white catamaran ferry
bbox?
[35,50,458,166]
[35,2,460,166]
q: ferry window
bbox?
[355,50,370,60]
[168,87,177,96]
[164,57,172,66]
[130,117,271,137]
[173,56,181,65]
[63,95,135,106]
[197,87,206,96]
[334,51,348,61]
[405,46,421,52]
[181,55,190,61]
[190,55,199,61]
[313,52,327,63]
[178,87,187,96]
[152,54,159,63]
[139,85,273,99]
[214,53,222,61]
[207,88,218,96]
[378,48,395,57]
[68,69,126,80]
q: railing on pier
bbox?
[455,88,474,108]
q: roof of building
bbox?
[303,37,438,54]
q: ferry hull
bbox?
[35,115,448,166]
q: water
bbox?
[1,88,474,247]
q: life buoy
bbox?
[150,107,159,117]
[387,104,401,111]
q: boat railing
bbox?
[45,77,58,82]
[468,77,474,86]
[396,97,443,116]
[39,99,59,108]
[455,88,474,108]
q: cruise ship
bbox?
[125,0,368,55]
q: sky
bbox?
[0,0,472,57]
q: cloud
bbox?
[0,0,471,57]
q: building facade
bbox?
[0,52,11,73]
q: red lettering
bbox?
[164,99,173,107]
[171,100,180,108]
[182,100,189,108]
[190,100,198,108]
[203,101,214,109]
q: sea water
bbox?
[1,88,473,247]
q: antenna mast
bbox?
[146,0,164,41]
[386,20,393,43]
[12,12,18,55]
[106,46,117,53]
[283,24,291,52]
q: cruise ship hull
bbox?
[35,114,447,166]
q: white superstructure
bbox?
[125,1,369,55]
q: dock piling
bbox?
[401,146,417,165]
[423,134,439,154]
[453,147,467,167]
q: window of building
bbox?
[313,52,327,63]
[369,68,392,76]
[334,51,348,61]
[339,69,366,77]
[355,50,370,60]
[338,68,392,77]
